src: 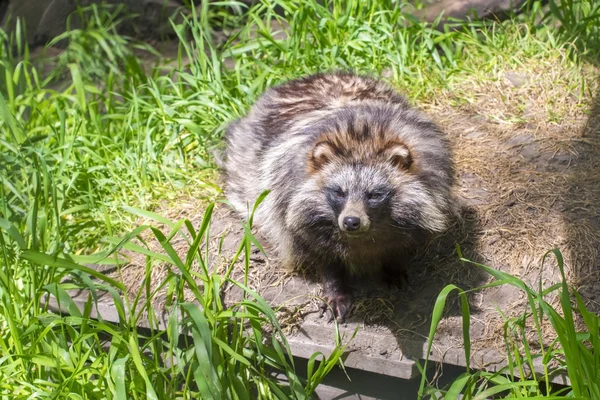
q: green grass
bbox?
[418,248,600,400]
[1,0,599,397]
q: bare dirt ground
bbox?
[104,60,600,370]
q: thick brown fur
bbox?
[224,71,455,320]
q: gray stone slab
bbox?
[414,0,530,23]
[43,290,421,380]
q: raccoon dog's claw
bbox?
[319,292,352,323]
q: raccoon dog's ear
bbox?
[309,141,336,172]
[386,142,413,170]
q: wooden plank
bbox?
[41,288,570,385]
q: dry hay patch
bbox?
[426,66,600,354]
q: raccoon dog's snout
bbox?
[342,216,361,231]
[338,201,371,234]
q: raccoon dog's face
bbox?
[308,136,413,237]
[323,164,394,236]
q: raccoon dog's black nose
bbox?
[343,216,361,231]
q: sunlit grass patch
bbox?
[418,249,600,399]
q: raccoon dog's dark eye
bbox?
[329,187,346,199]
[368,192,383,201]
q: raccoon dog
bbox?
[224,72,454,321]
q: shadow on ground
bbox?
[344,201,487,359]
[563,74,600,311]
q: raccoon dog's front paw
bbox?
[319,289,352,323]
